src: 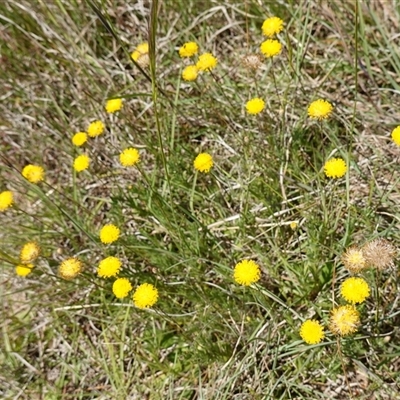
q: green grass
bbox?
[1,0,400,398]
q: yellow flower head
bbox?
[73,154,90,172]
[119,148,140,167]
[16,263,34,277]
[290,221,298,230]
[100,224,120,244]
[105,98,123,114]
[97,256,122,278]
[133,283,159,309]
[260,39,282,58]
[246,98,265,115]
[262,16,284,37]
[362,238,396,270]
[323,158,347,179]
[87,120,105,137]
[342,246,367,273]
[340,277,370,304]
[22,164,45,184]
[233,260,261,286]
[72,132,87,147]
[193,153,213,173]
[20,241,41,264]
[307,99,333,120]
[182,65,198,82]
[391,126,400,146]
[299,319,325,344]
[59,257,82,280]
[0,190,13,212]
[113,278,132,299]
[179,42,199,58]
[329,305,360,336]
[196,52,217,72]
[131,42,149,68]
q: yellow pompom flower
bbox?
[119,148,140,167]
[133,283,159,309]
[299,319,325,344]
[233,260,261,286]
[260,39,282,58]
[193,153,213,173]
[16,263,34,277]
[58,257,82,280]
[87,120,105,138]
[324,158,347,179]
[22,164,45,183]
[131,42,149,61]
[100,224,120,244]
[246,98,265,115]
[73,154,90,172]
[340,277,370,304]
[391,126,400,146]
[20,241,41,264]
[342,246,367,273]
[182,65,198,81]
[196,53,217,72]
[0,190,13,212]
[307,99,333,120]
[113,278,132,299]
[97,256,122,278]
[329,305,360,336]
[179,42,199,58]
[105,98,123,113]
[262,16,284,37]
[72,132,87,147]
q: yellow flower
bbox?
[59,257,82,280]
[87,120,105,137]
[22,164,45,183]
[182,65,198,81]
[193,153,213,173]
[299,319,325,344]
[119,148,140,167]
[362,238,396,270]
[179,42,199,58]
[246,98,265,115]
[100,224,120,244]
[307,99,333,120]
[20,241,40,264]
[113,278,132,299]
[323,158,347,179]
[342,246,367,273]
[329,305,360,336]
[262,16,284,37]
[72,132,87,147]
[105,98,123,113]
[196,53,217,72]
[260,39,282,58]
[16,263,34,277]
[133,283,159,309]
[73,154,90,172]
[290,221,298,230]
[0,190,13,212]
[97,256,122,278]
[131,42,149,68]
[391,126,400,146]
[340,277,370,304]
[233,260,261,286]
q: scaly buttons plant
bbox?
[340,277,370,304]
[246,98,265,115]
[87,120,105,137]
[22,164,45,183]
[119,148,140,167]
[323,158,347,178]
[299,319,325,344]
[179,42,199,58]
[308,99,333,120]
[105,98,123,113]
[97,256,122,278]
[113,278,132,299]
[262,16,284,37]
[72,132,87,147]
[0,190,13,212]
[196,53,217,72]
[260,39,282,58]
[133,283,159,309]
[73,154,90,172]
[20,241,40,264]
[100,224,120,244]
[233,260,261,286]
[193,153,213,173]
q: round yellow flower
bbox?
[233,260,261,286]
[391,126,400,146]
[196,53,217,72]
[105,98,123,113]
[342,246,367,273]
[113,278,132,299]
[262,16,284,37]
[329,305,360,336]
[260,39,282,58]
[179,42,199,58]
[97,256,122,278]
[59,257,82,280]
[299,319,325,344]
[340,277,370,304]
[324,158,347,179]
[133,283,159,309]
[72,132,87,147]
[22,164,45,183]
[131,42,149,61]
[246,98,265,115]
[119,148,140,167]
[307,99,333,120]
[20,241,41,264]
[182,65,198,82]
[16,263,34,277]
[87,120,105,137]
[193,153,213,173]
[73,154,90,172]
[0,190,13,212]
[100,224,120,244]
